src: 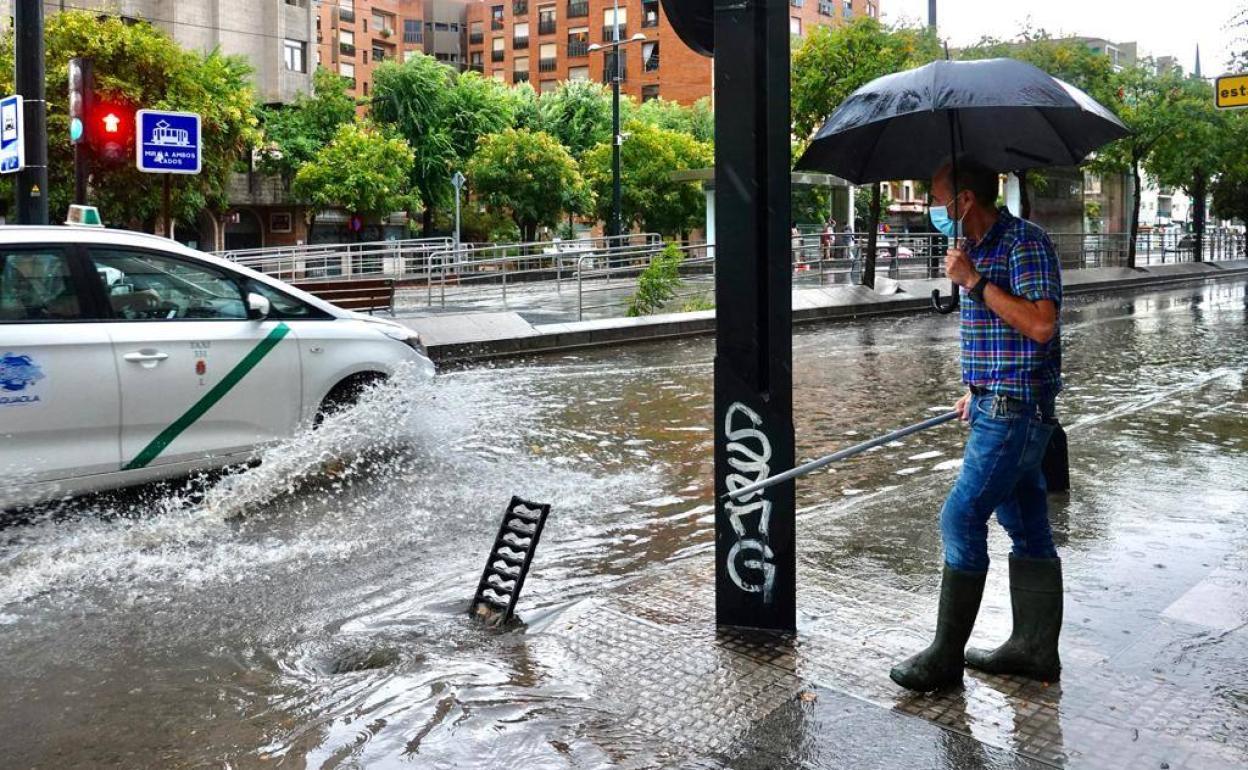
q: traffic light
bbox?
[67,57,92,144]
[89,99,135,162]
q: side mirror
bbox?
[247,292,271,320]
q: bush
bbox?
[626,243,684,317]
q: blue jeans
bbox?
[940,392,1059,572]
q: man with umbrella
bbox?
[796,56,1128,691]
[888,154,1064,692]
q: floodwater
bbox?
[1,278,1246,769]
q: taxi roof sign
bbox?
[66,204,103,227]
[1215,73,1248,110]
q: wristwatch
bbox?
[969,275,990,303]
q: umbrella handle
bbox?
[931,281,960,314]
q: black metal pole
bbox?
[162,174,172,238]
[15,0,48,225]
[928,0,936,28]
[611,54,622,240]
[713,0,795,632]
[73,143,87,205]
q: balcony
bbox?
[514,35,529,49]
[602,63,626,83]
[339,42,356,57]
[538,18,556,35]
[514,70,530,83]
[539,57,557,72]
[602,24,626,41]
[491,16,504,30]
[492,49,505,62]
[567,38,588,57]
[567,0,588,18]
[513,0,528,14]
[469,31,484,44]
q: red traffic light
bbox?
[102,112,121,133]
[86,100,135,161]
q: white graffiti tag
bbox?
[723,402,776,599]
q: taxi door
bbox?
[86,246,303,470]
[0,245,120,485]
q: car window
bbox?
[0,248,82,322]
[244,278,332,320]
[89,248,246,320]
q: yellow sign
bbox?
[1216,74,1248,110]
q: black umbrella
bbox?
[795,57,1129,312]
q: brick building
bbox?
[315,0,472,100]
[464,0,879,104]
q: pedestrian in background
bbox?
[890,155,1065,692]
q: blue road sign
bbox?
[136,109,201,174]
[0,94,25,175]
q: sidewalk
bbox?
[403,260,1248,363]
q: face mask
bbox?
[929,202,965,238]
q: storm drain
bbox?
[470,496,551,626]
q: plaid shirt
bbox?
[960,208,1062,403]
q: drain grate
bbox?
[470,496,551,626]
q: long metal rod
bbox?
[721,410,959,502]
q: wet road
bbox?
[1,278,1246,769]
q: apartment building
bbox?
[464,0,879,104]
[1,0,317,104]
[315,0,470,99]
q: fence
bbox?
[216,237,453,282]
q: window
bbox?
[540,79,557,93]
[372,12,392,34]
[514,21,529,48]
[493,69,505,81]
[568,65,589,81]
[791,0,804,7]
[244,279,331,320]
[603,51,624,82]
[866,1,877,17]
[513,0,528,15]
[817,0,833,15]
[435,22,449,31]
[602,7,626,40]
[470,51,484,70]
[340,61,355,80]
[340,29,356,56]
[372,45,387,62]
[492,37,506,61]
[469,20,484,43]
[338,0,355,23]
[790,16,801,35]
[642,84,659,102]
[642,41,658,71]
[515,55,530,72]
[88,250,246,321]
[568,0,589,19]
[842,0,853,18]
[282,39,306,73]
[538,5,556,34]
[642,0,659,27]
[491,5,504,29]
[0,249,81,321]
[403,18,423,43]
[568,26,589,57]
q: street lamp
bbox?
[589,19,647,244]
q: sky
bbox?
[884,0,1243,75]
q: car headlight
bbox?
[374,323,428,356]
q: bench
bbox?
[291,278,395,315]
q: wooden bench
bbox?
[291,278,396,315]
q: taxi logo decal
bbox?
[124,323,291,470]
[0,352,44,406]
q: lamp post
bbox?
[589,15,646,245]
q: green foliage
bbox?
[791,17,941,143]
[536,80,613,158]
[626,243,685,316]
[582,121,712,237]
[1144,76,1226,196]
[509,82,543,130]
[680,294,715,313]
[0,11,259,227]
[257,68,355,183]
[442,71,517,163]
[291,122,417,218]
[855,184,892,224]
[634,98,698,136]
[466,128,590,242]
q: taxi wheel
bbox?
[315,372,387,426]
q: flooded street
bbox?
[2,278,1246,769]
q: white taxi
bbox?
[1,226,433,508]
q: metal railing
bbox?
[217,237,454,283]
[567,0,589,17]
[418,233,663,311]
[568,37,589,57]
[575,242,715,320]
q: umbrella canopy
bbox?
[795,58,1129,184]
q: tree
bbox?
[582,121,712,238]
[1145,75,1227,261]
[466,128,590,242]
[444,71,517,163]
[536,80,613,158]
[291,122,418,238]
[791,17,939,286]
[509,82,543,130]
[371,53,456,235]
[256,67,356,185]
[1210,112,1248,225]
[1229,3,1248,70]
[1091,64,1189,267]
[0,11,259,232]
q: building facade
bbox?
[464,0,878,104]
[1,0,317,104]
[314,0,471,100]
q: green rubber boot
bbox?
[965,556,1063,682]
[890,566,987,692]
